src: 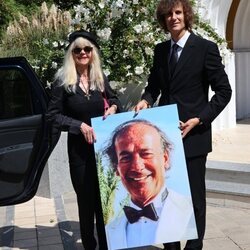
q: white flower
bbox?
[71,14,81,25]
[51,62,58,69]
[74,5,86,14]
[109,81,118,89]
[52,41,58,48]
[135,66,144,75]
[74,5,90,20]
[32,65,39,70]
[125,65,131,70]
[46,81,52,88]
[98,1,105,9]
[59,40,65,46]
[133,24,142,34]
[133,0,138,4]
[43,38,49,45]
[123,49,129,56]
[123,49,129,54]
[115,0,124,8]
[141,7,148,14]
[154,39,162,45]
[65,41,70,48]
[83,9,90,19]
[111,8,123,18]
[141,21,150,32]
[119,87,126,94]
[144,32,153,42]
[103,69,110,76]
[97,28,111,41]
[145,47,153,56]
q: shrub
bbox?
[0,2,71,86]
[71,0,165,93]
[0,0,231,96]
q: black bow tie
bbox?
[123,203,159,224]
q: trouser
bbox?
[164,154,207,250]
[70,156,108,250]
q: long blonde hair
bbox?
[55,37,104,93]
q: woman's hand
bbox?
[179,118,200,138]
[133,100,149,115]
[80,122,96,144]
[103,105,117,119]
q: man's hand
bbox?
[179,118,200,138]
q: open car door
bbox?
[0,57,51,206]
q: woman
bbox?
[46,30,121,250]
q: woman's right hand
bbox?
[80,122,96,144]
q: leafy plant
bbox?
[96,152,119,224]
[70,0,231,107]
[0,0,231,94]
[71,0,165,94]
[0,2,71,86]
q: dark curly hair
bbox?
[156,0,194,33]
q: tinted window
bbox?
[0,68,33,119]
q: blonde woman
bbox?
[46,30,121,250]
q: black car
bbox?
[0,57,53,206]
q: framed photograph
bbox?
[91,104,197,250]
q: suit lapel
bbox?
[172,33,196,79]
[156,190,196,243]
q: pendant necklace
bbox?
[80,78,91,100]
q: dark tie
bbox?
[169,43,179,77]
[123,203,159,224]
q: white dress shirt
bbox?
[170,30,191,60]
[126,187,168,247]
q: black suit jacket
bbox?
[142,32,232,157]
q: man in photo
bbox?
[103,119,197,250]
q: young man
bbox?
[135,0,232,249]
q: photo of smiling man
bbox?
[91,105,197,250]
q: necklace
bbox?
[80,78,91,100]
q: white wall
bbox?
[198,0,236,130]
[233,0,250,119]
[197,0,233,39]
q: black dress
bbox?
[46,76,122,250]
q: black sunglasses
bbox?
[72,46,93,54]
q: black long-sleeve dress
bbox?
[46,76,122,250]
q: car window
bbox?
[0,68,33,120]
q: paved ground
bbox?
[1,191,250,250]
[1,120,250,250]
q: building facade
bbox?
[199,0,250,130]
